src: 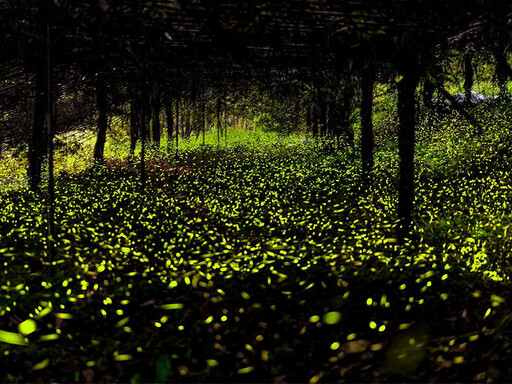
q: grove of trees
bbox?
[2,0,512,382]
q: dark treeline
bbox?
[1,0,512,238]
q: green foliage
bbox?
[2,96,512,382]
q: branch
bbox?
[428,76,483,135]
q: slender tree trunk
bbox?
[129,95,139,159]
[166,96,174,148]
[341,76,354,147]
[217,96,221,147]
[318,91,327,137]
[45,21,55,267]
[464,52,474,106]
[423,63,443,106]
[397,73,420,237]
[361,68,375,188]
[495,50,511,99]
[202,92,206,162]
[140,87,146,194]
[327,94,336,139]
[29,63,47,191]
[151,82,161,148]
[93,76,108,163]
[306,104,312,132]
[422,78,435,106]
[175,97,179,166]
[202,92,206,146]
[312,102,319,137]
[185,107,191,138]
[128,84,138,159]
[224,96,228,145]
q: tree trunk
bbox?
[217,96,222,146]
[361,68,375,188]
[45,21,55,266]
[306,104,312,132]
[495,50,511,99]
[175,97,179,156]
[140,87,146,194]
[312,102,319,137]
[128,85,139,159]
[202,92,206,146]
[423,63,443,106]
[166,96,174,147]
[318,91,327,137]
[93,76,108,163]
[151,82,161,148]
[464,52,474,106]
[185,108,191,138]
[224,96,228,145]
[397,72,420,237]
[129,101,139,159]
[327,93,336,139]
[422,79,435,106]
[29,64,47,191]
[341,76,354,147]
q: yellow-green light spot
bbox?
[33,359,50,371]
[323,312,342,325]
[237,366,254,374]
[161,303,184,310]
[39,334,58,342]
[207,359,219,368]
[0,330,26,346]
[114,354,133,361]
[18,319,37,336]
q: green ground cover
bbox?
[2,102,512,382]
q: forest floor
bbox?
[2,103,512,382]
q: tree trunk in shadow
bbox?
[342,75,354,147]
[397,72,420,239]
[495,50,511,100]
[93,76,108,164]
[166,96,174,148]
[29,63,47,191]
[129,85,139,160]
[151,82,161,149]
[361,67,375,189]
[318,91,327,137]
[464,52,474,106]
